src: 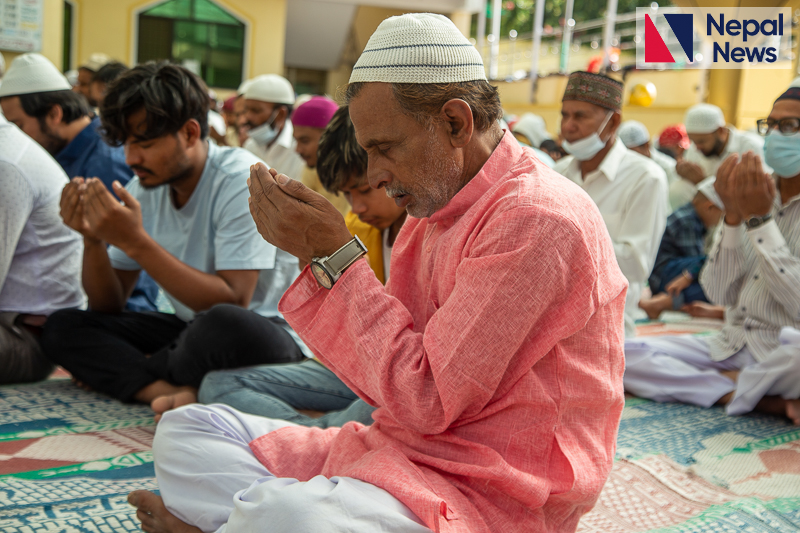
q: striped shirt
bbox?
[700,187,800,362]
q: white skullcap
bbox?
[81,53,111,72]
[618,120,651,148]
[349,13,486,84]
[512,113,552,148]
[696,176,724,209]
[237,78,253,95]
[244,74,295,105]
[0,53,71,98]
[684,103,726,135]
[65,69,79,87]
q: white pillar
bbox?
[559,0,575,74]
[601,0,619,70]
[529,0,545,101]
[477,0,487,62]
[489,0,502,79]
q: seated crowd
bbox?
[0,12,798,533]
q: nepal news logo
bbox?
[637,8,791,69]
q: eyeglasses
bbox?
[756,117,800,136]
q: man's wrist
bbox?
[122,231,155,262]
[724,213,743,226]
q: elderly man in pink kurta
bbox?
[128,14,627,533]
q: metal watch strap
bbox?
[746,213,772,229]
[325,237,366,275]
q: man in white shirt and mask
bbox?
[242,74,305,180]
[555,71,668,337]
[673,103,767,207]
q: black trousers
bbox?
[40,304,304,402]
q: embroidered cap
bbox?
[349,13,486,84]
[775,86,800,103]
[562,71,623,113]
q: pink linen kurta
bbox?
[251,132,628,532]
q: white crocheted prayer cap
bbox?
[696,176,724,209]
[512,113,552,148]
[618,120,651,148]
[684,103,726,135]
[349,13,486,84]
[0,53,71,98]
[244,74,295,105]
[81,53,111,72]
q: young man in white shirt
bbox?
[153,105,407,426]
[0,113,85,384]
[241,74,305,180]
[40,62,305,404]
[554,71,668,337]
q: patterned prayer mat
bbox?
[0,379,157,532]
[1,360,797,532]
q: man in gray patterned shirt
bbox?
[624,87,800,425]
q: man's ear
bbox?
[606,111,621,136]
[440,99,474,148]
[46,104,64,129]
[181,118,203,147]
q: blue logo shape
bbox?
[664,14,694,60]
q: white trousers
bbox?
[624,328,800,415]
[153,404,431,533]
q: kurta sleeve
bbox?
[747,220,800,319]
[700,223,754,306]
[0,163,34,291]
[279,205,602,435]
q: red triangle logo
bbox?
[645,14,674,63]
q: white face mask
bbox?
[247,109,280,146]
[562,111,614,161]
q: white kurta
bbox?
[555,138,668,337]
[243,119,306,181]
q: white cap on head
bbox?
[81,53,111,72]
[0,53,71,98]
[244,74,295,105]
[684,103,726,135]
[618,120,651,148]
[512,113,552,148]
[349,13,486,84]
[237,78,253,96]
[696,176,724,209]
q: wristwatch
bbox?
[310,236,368,289]
[745,214,773,230]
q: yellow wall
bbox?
[70,0,286,79]
[1,0,64,74]
[497,65,792,141]
[0,0,287,87]
[325,5,406,98]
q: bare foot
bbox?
[151,390,198,422]
[128,491,202,533]
[638,293,673,320]
[786,399,800,425]
[296,408,326,419]
[134,380,197,405]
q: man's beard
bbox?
[703,136,726,157]
[388,131,464,219]
[40,123,68,155]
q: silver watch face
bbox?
[311,262,333,289]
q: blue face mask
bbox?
[248,109,280,146]
[764,129,800,178]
